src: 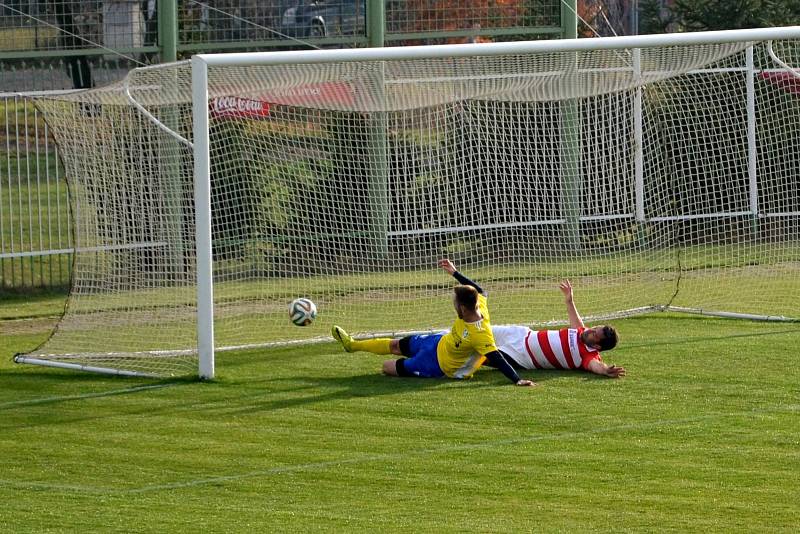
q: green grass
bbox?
[0,153,69,222]
[0,288,67,319]
[1,91,69,290]
[0,149,71,288]
[1,296,799,532]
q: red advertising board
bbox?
[209,96,271,119]
[210,81,357,119]
[759,71,800,94]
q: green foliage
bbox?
[639,0,674,34]
[255,160,324,229]
[671,0,800,31]
[762,0,800,24]
[673,0,761,31]
[211,113,381,276]
[520,0,562,27]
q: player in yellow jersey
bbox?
[332,259,536,387]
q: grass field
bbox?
[0,126,72,289]
[1,293,799,532]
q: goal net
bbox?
[18,28,800,377]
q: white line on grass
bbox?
[3,404,795,495]
[124,404,800,494]
[0,479,116,494]
[619,327,800,350]
[0,383,178,410]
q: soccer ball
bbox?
[289,298,317,326]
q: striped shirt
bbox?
[491,325,601,370]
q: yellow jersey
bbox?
[436,294,498,379]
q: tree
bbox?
[671,0,800,31]
[673,0,762,31]
[639,0,676,34]
[760,0,800,25]
[577,1,605,37]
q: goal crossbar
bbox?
[195,26,800,67]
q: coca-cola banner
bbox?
[258,82,355,107]
[209,82,357,119]
[209,96,271,119]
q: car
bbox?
[280,0,366,39]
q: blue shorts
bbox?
[397,333,445,378]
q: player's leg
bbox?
[383,359,401,376]
[331,325,399,354]
[389,339,402,354]
[388,334,445,378]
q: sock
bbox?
[351,338,392,355]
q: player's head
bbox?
[453,285,479,318]
[582,325,618,351]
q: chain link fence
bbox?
[0,1,563,289]
[2,2,563,91]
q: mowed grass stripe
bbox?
[1,403,796,496]
[0,383,180,410]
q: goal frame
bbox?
[99,25,795,379]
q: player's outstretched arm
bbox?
[485,350,537,387]
[586,359,626,378]
[438,258,484,294]
[438,258,457,275]
[560,279,585,329]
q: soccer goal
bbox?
[16,26,800,378]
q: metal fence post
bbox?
[561,1,581,251]
[158,0,179,63]
[367,0,388,258]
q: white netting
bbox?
[23,37,800,377]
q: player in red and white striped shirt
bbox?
[492,280,626,378]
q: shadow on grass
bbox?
[0,371,200,431]
[230,372,443,410]
[0,340,612,427]
[0,287,68,320]
[0,366,619,436]
[218,364,574,415]
[0,368,194,409]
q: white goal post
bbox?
[16,26,800,378]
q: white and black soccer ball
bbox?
[289,298,317,326]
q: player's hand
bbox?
[559,280,574,301]
[438,259,457,275]
[606,365,626,378]
[515,379,537,387]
